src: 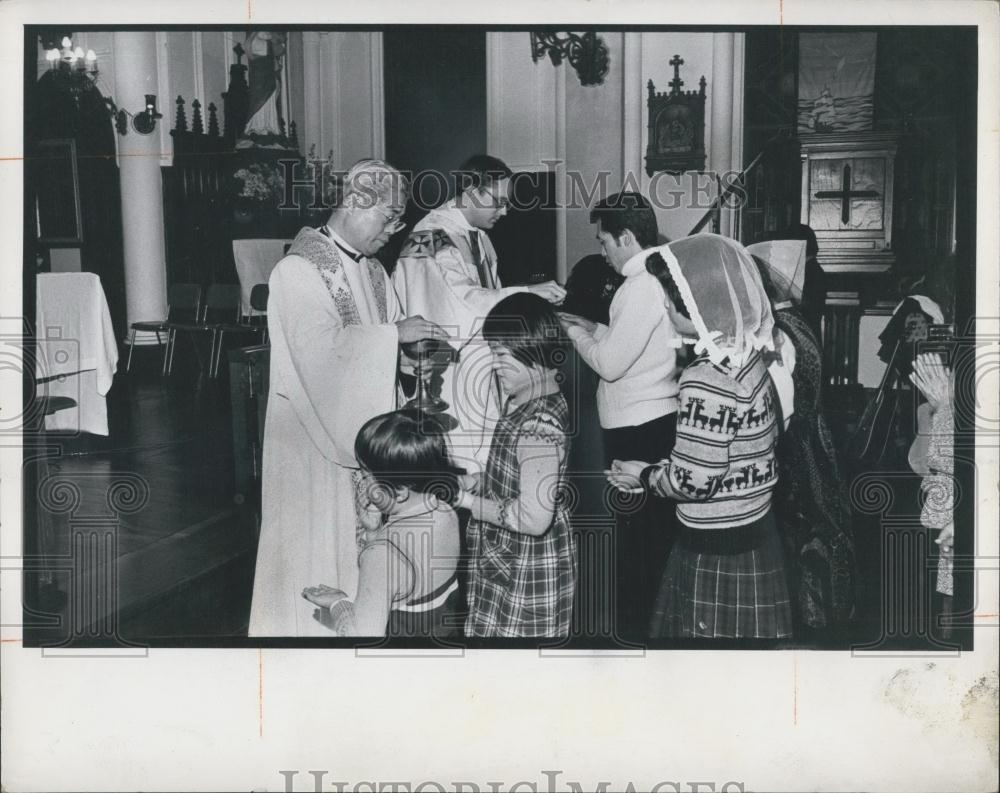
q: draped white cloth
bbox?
[35,273,118,435]
[232,239,291,316]
[248,228,402,637]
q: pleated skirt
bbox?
[649,511,793,639]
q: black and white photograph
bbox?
[2,1,997,791]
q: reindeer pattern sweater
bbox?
[647,349,779,529]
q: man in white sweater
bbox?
[562,192,681,640]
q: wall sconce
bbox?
[130,94,163,135]
[530,31,610,86]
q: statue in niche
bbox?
[240,31,287,144]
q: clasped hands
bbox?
[936,522,954,559]
[453,472,483,511]
[605,459,647,493]
[558,312,598,335]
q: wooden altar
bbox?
[799,132,899,273]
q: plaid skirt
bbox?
[649,511,793,639]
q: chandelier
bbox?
[530,31,610,87]
[43,36,99,104]
[42,35,162,136]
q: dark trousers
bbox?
[603,412,677,641]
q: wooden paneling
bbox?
[161,119,231,286]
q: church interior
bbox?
[22,25,978,648]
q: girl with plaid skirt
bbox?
[456,293,576,638]
[607,235,793,639]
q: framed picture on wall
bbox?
[644,57,707,175]
[34,138,83,246]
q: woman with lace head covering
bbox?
[606,234,792,639]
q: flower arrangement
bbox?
[233,162,286,205]
[231,148,343,219]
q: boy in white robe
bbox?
[392,155,565,469]
[249,159,446,637]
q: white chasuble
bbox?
[248,227,401,637]
[393,204,526,470]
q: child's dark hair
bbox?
[482,292,569,370]
[644,251,691,319]
[355,409,461,503]
[776,223,819,260]
[589,192,659,249]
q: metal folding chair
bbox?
[126,283,202,374]
[210,284,270,377]
[165,283,239,377]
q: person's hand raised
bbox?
[909,353,951,412]
[396,315,449,344]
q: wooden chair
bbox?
[126,283,202,374]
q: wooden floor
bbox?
[24,345,259,647]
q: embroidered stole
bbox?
[287,227,388,325]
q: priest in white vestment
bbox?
[392,155,565,468]
[249,159,446,637]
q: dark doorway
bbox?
[382,28,555,284]
[382,28,488,267]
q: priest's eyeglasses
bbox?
[372,205,406,233]
[481,191,510,210]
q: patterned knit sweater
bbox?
[647,349,779,529]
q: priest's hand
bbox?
[399,349,418,375]
[528,281,567,304]
[396,315,449,344]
